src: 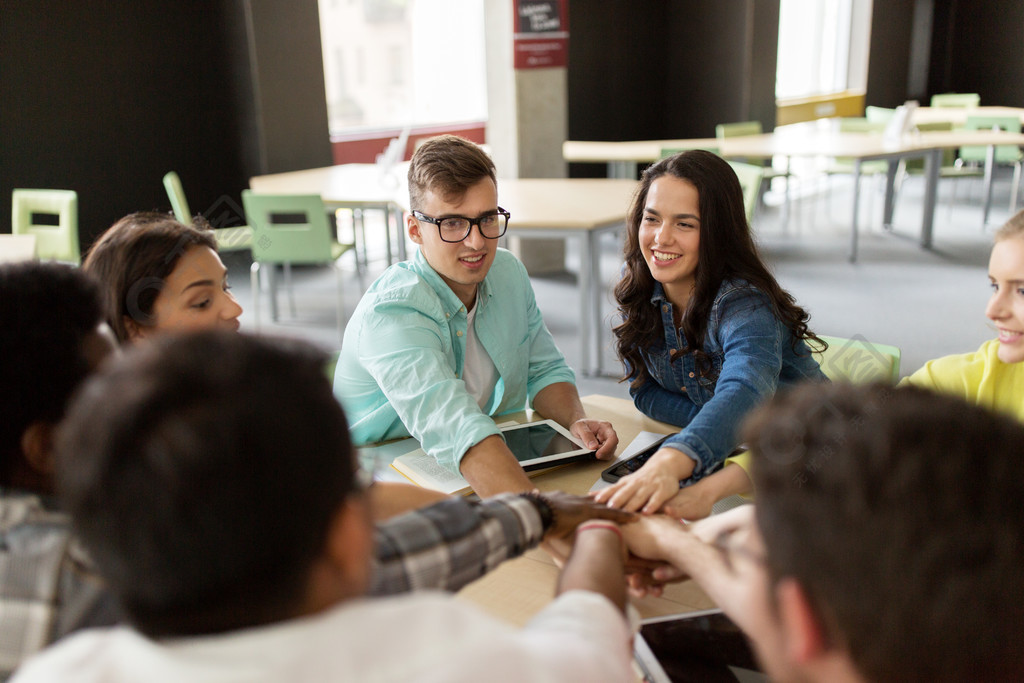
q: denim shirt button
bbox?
[688,371,695,378]
[662,304,669,313]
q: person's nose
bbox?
[463,222,487,249]
[223,290,244,320]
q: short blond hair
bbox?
[995,208,1024,242]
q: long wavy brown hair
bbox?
[613,150,823,385]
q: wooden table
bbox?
[564,123,1024,261]
[456,394,717,626]
[250,164,636,375]
[912,105,1024,127]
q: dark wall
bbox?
[942,0,1024,106]
[867,0,1024,109]
[567,0,780,177]
[0,0,331,249]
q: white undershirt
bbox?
[463,303,498,410]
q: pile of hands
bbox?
[540,491,761,604]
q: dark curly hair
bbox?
[0,262,105,485]
[613,150,823,386]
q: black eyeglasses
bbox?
[412,207,510,243]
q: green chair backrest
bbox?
[905,121,957,170]
[865,106,896,124]
[242,191,334,264]
[659,146,721,159]
[715,121,763,139]
[11,189,80,264]
[163,171,192,223]
[838,117,886,133]
[960,115,1023,164]
[726,160,764,224]
[930,92,980,108]
[814,334,902,384]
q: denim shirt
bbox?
[630,278,826,480]
[334,248,575,474]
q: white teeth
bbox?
[462,254,484,263]
[651,250,680,261]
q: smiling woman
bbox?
[902,210,1024,422]
[82,212,243,344]
[594,150,827,515]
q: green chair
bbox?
[727,160,764,225]
[813,334,902,384]
[823,118,890,225]
[163,171,253,252]
[715,120,791,217]
[241,190,355,341]
[929,93,980,108]
[11,189,80,264]
[865,105,896,124]
[894,120,983,219]
[957,116,1023,221]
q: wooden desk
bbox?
[912,105,1024,127]
[456,394,717,626]
[564,124,1024,261]
[251,165,635,376]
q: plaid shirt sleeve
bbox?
[368,493,545,596]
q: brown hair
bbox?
[407,135,497,211]
[747,382,1024,682]
[83,212,217,342]
[613,150,821,386]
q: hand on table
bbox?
[593,447,695,513]
[570,418,619,460]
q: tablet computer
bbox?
[500,419,596,471]
[634,609,766,683]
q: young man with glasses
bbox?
[334,135,618,496]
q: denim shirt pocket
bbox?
[693,351,724,402]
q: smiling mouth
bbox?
[651,250,682,263]
[460,253,486,264]
[997,328,1023,342]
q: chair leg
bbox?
[250,261,261,332]
[284,263,297,317]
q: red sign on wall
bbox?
[513,0,569,69]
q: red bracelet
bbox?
[576,521,623,542]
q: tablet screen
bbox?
[635,610,766,683]
[501,421,594,470]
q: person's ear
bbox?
[20,422,56,476]
[407,212,423,245]
[123,316,144,342]
[776,577,829,664]
[323,497,374,593]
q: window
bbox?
[776,0,872,99]
[318,0,488,133]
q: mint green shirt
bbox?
[334,248,576,473]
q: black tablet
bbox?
[634,609,767,683]
[500,419,596,472]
